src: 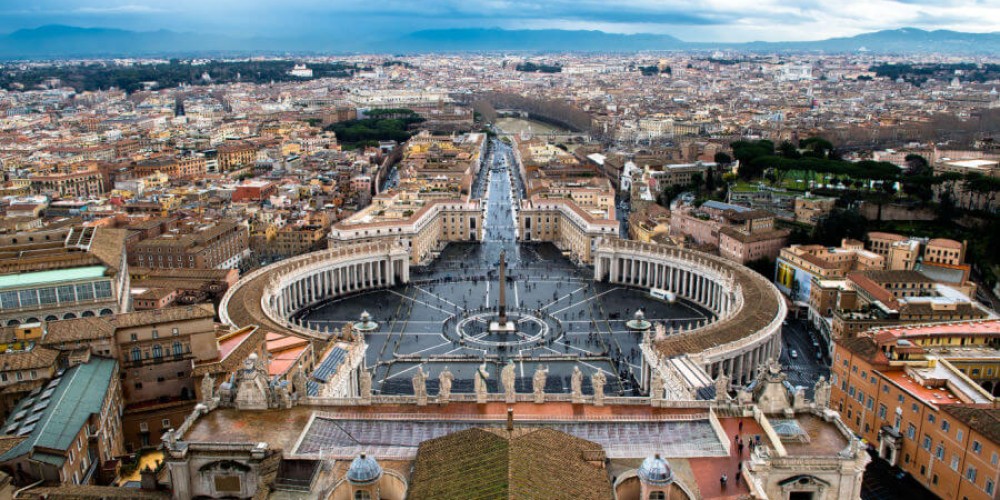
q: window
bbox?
[942,420,951,432]
[354,492,371,500]
[152,345,162,359]
[957,430,964,442]
[966,466,977,483]
[76,283,94,301]
[898,394,905,404]
[139,422,148,432]
[992,452,998,466]
[879,404,887,419]
[912,403,919,413]
[130,348,141,362]
[151,330,159,339]
[130,333,138,342]
[928,414,936,424]
[867,397,874,410]
[936,444,945,460]
[172,328,179,336]
[173,342,183,356]
[923,435,932,450]
[973,441,982,453]
[649,493,666,500]
[907,424,916,440]
[952,455,960,471]
[987,479,995,495]
[161,418,171,428]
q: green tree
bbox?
[812,209,868,246]
[714,152,732,165]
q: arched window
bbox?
[152,345,163,359]
[354,492,371,500]
[131,348,141,362]
[173,342,183,356]
[63,312,77,320]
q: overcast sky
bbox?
[3,0,1000,42]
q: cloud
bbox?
[73,4,168,14]
[3,0,1000,42]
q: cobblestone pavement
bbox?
[303,139,709,395]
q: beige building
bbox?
[329,192,482,265]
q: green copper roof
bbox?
[0,266,107,290]
[0,358,118,466]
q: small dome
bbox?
[638,454,674,485]
[634,310,645,321]
[360,310,371,321]
[347,453,382,485]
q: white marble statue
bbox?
[715,374,731,401]
[438,367,454,403]
[502,360,517,403]
[201,373,215,402]
[532,365,549,403]
[475,362,490,403]
[359,369,372,403]
[571,366,584,403]
[412,365,428,405]
[592,370,607,406]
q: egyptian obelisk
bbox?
[498,250,508,325]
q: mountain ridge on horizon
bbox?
[1,24,999,58]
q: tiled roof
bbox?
[108,303,215,329]
[40,317,116,344]
[0,347,59,371]
[941,405,1000,445]
[408,427,611,500]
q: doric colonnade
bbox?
[219,242,410,341]
[594,240,786,389]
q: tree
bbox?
[690,173,704,192]
[778,140,801,159]
[904,154,932,176]
[812,209,868,246]
[714,152,732,165]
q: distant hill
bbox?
[733,28,1000,54]
[1,25,999,59]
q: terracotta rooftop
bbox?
[408,427,612,500]
[941,405,1000,445]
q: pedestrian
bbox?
[738,420,743,432]
[738,442,744,457]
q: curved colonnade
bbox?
[594,239,786,389]
[219,242,410,341]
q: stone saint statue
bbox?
[532,365,549,403]
[813,376,831,409]
[412,366,428,405]
[715,374,731,401]
[438,367,454,403]
[501,360,517,403]
[475,363,490,403]
[571,366,584,403]
[201,373,215,402]
[650,371,664,400]
[292,370,307,398]
[592,370,607,406]
[359,369,372,404]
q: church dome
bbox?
[347,453,383,485]
[638,454,674,485]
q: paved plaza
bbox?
[302,139,710,396]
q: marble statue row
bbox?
[407,360,609,406]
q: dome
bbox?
[634,310,645,321]
[347,453,382,485]
[638,454,674,485]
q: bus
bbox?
[649,288,677,304]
